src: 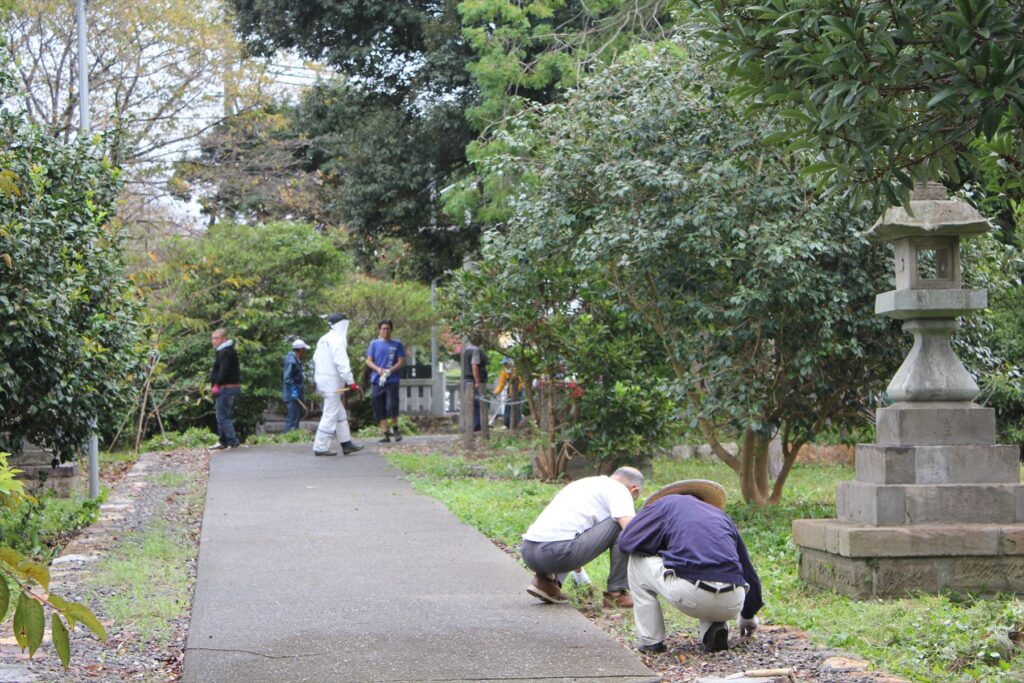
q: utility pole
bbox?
[76,0,90,132]
[77,0,99,500]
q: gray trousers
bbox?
[521,517,628,592]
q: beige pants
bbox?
[628,554,745,646]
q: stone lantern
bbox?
[793,183,1024,598]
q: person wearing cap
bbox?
[209,327,242,450]
[282,339,310,433]
[617,479,763,655]
[366,319,406,443]
[521,467,644,609]
[311,313,364,456]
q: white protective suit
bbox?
[312,318,355,452]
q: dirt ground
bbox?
[0,448,208,683]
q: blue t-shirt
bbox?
[367,338,405,385]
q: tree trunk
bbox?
[738,426,772,505]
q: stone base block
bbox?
[795,520,1024,598]
[793,518,1024,557]
[836,481,1024,524]
[14,463,81,498]
[855,443,1021,485]
[797,546,1024,599]
[876,402,995,446]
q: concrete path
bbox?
[183,439,658,683]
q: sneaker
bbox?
[379,433,392,443]
[341,442,364,455]
[603,590,634,609]
[391,428,402,442]
[313,450,338,457]
[637,641,667,654]
[702,621,729,653]
[209,442,227,450]
[525,574,568,604]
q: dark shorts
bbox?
[371,382,400,420]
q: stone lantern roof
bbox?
[865,183,993,241]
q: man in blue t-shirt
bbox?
[366,320,406,443]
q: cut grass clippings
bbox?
[387,449,1024,683]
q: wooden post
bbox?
[462,381,474,450]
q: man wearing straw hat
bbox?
[521,466,644,609]
[617,479,763,654]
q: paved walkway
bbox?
[183,438,658,683]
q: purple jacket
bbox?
[618,494,763,619]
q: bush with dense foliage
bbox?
[448,42,908,502]
[0,35,143,460]
[136,221,349,440]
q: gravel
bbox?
[0,448,208,683]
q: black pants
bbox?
[371,382,400,421]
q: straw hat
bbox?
[643,479,727,510]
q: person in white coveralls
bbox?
[311,312,365,456]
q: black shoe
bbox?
[314,450,338,456]
[391,428,402,442]
[379,433,391,443]
[637,641,666,654]
[341,442,364,455]
[702,622,729,653]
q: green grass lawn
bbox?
[388,449,1024,683]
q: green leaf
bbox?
[927,88,959,109]
[16,557,50,592]
[65,602,107,640]
[0,573,8,622]
[12,592,44,656]
[798,161,837,176]
[0,546,27,571]
[25,595,44,657]
[13,592,28,650]
[51,614,71,669]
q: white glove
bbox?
[738,615,758,637]
[571,568,592,586]
[378,369,390,386]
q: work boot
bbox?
[391,427,402,442]
[702,621,729,653]
[603,590,634,609]
[379,432,391,443]
[314,450,338,456]
[341,441,364,455]
[525,573,568,604]
[637,641,667,654]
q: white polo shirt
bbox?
[523,475,635,543]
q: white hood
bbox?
[312,319,354,390]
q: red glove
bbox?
[348,383,360,392]
[211,384,221,397]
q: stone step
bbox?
[836,481,1024,525]
[793,518,1024,558]
[855,444,1020,485]
[797,545,1024,599]
[876,402,996,446]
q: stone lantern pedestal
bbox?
[793,184,1024,598]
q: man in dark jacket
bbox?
[282,339,310,432]
[617,479,763,655]
[209,328,242,449]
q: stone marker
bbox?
[793,183,1024,598]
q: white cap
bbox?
[292,339,310,350]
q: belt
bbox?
[219,383,241,388]
[691,579,738,594]
[663,569,740,594]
